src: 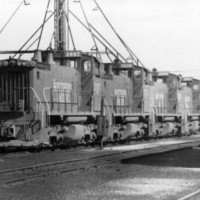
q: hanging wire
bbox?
[93,0,145,67]
[19,37,40,59]
[14,0,67,58]
[75,0,102,60]
[89,23,126,62]
[66,0,70,50]
[65,13,76,50]
[13,11,55,58]
[69,10,124,62]
[0,1,29,35]
[18,36,40,59]
[37,0,51,50]
[105,47,113,63]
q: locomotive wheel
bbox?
[36,146,42,153]
[51,146,56,151]
[0,147,6,154]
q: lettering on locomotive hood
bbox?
[53,81,72,103]
[114,89,127,96]
[53,81,72,91]
[155,93,164,100]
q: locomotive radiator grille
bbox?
[0,70,30,112]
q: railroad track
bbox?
[178,189,200,200]
[0,134,198,156]
[1,137,200,187]
[0,153,120,187]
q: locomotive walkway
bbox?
[0,135,200,187]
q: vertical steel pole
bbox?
[0,73,2,102]
[9,72,12,108]
[54,0,66,50]
[5,72,8,104]
[67,0,69,50]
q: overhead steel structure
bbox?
[54,0,67,51]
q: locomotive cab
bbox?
[182,77,200,133]
[152,71,182,115]
[151,71,182,137]
[104,63,151,140]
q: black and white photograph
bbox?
[0,0,200,199]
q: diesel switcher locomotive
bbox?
[0,0,199,147]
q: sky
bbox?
[0,0,200,78]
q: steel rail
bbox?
[0,138,200,187]
[177,189,200,200]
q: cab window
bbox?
[83,60,92,72]
[134,70,142,79]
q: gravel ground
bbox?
[1,148,200,200]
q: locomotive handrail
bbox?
[103,98,112,125]
[29,87,44,128]
[43,87,51,126]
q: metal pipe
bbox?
[65,13,76,50]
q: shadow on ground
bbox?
[121,148,200,168]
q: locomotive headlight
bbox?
[9,59,16,67]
